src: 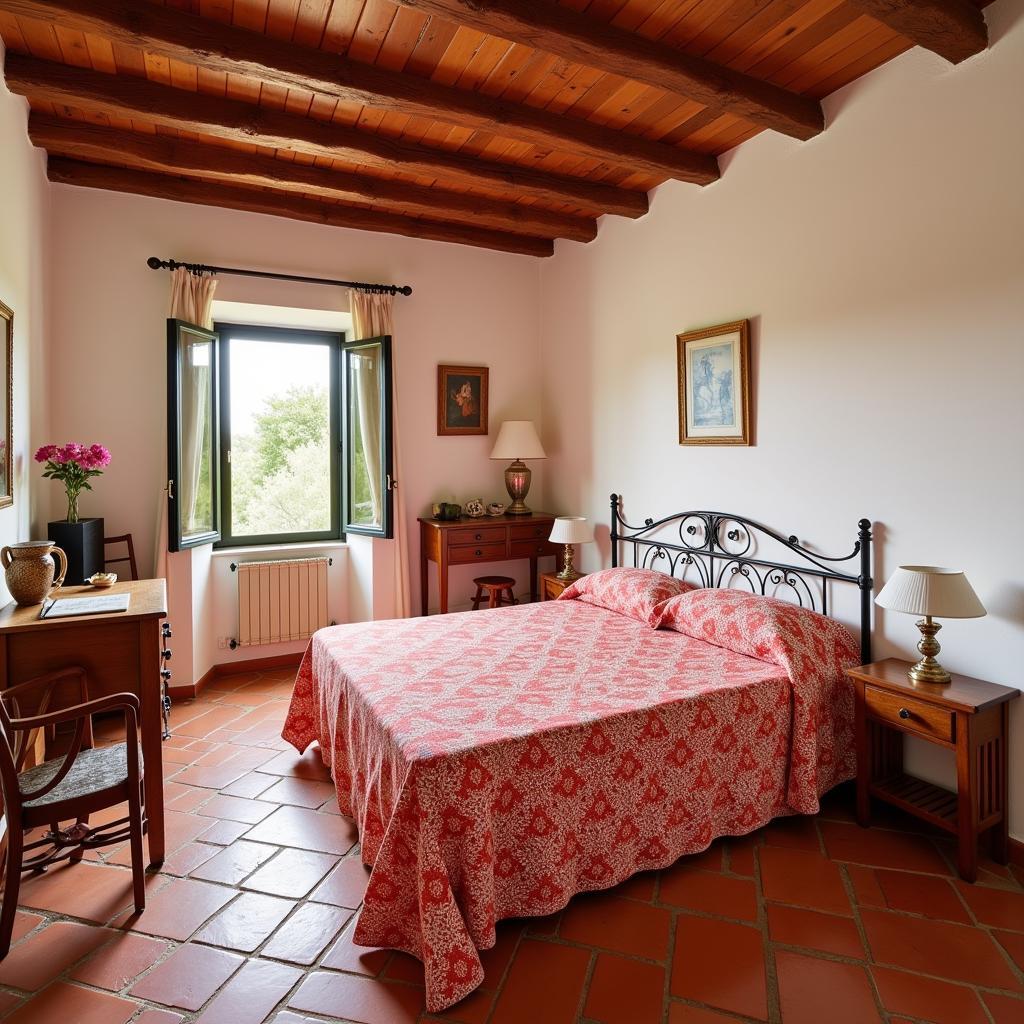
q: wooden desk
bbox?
[419,513,560,615]
[0,579,169,865]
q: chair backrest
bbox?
[104,533,138,580]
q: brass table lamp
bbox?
[489,421,546,515]
[875,566,986,684]
[549,516,594,580]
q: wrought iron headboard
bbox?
[609,494,873,664]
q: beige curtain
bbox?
[350,290,411,619]
[155,268,217,578]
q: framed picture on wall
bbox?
[437,365,489,436]
[0,299,12,508]
[677,319,751,446]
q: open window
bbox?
[167,319,220,551]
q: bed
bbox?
[282,497,873,1011]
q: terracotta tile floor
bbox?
[4,666,1024,1024]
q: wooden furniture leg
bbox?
[991,704,1010,863]
[420,550,429,617]
[854,681,871,827]
[529,557,538,602]
[956,710,978,883]
[139,619,165,866]
[472,584,484,610]
[0,828,22,959]
[438,556,449,614]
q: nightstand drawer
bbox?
[510,539,559,559]
[447,525,506,546]
[448,542,508,565]
[510,522,552,541]
[865,686,954,743]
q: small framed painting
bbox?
[677,319,751,446]
[437,365,488,436]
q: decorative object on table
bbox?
[464,498,486,518]
[0,299,12,510]
[36,442,111,585]
[677,319,751,446]
[489,420,546,515]
[431,502,463,521]
[1,541,67,606]
[471,575,517,610]
[486,502,506,517]
[437,365,489,436]
[87,572,118,588]
[875,566,986,684]
[549,516,595,581]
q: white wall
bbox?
[46,185,545,676]
[539,0,1024,837]
[0,43,49,598]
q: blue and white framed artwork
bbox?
[677,320,751,446]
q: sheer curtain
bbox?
[349,290,411,619]
[155,268,217,578]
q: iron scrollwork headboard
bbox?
[609,494,873,664]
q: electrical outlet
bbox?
[217,637,228,650]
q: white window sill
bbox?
[212,540,347,560]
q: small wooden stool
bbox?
[472,576,517,610]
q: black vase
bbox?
[48,517,105,585]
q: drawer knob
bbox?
[475,549,482,557]
[898,708,911,720]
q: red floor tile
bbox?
[4,982,138,1024]
[668,1006,742,1023]
[819,820,949,874]
[584,953,664,1024]
[874,868,972,923]
[11,910,42,944]
[321,923,391,976]
[0,921,112,991]
[70,932,168,991]
[262,902,349,965]
[759,846,851,915]
[660,866,758,922]
[260,776,337,808]
[767,904,864,958]
[775,951,881,1024]
[244,805,358,855]
[289,971,423,1023]
[846,864,886,907]
[130,942,244,1011]
[194,892,295,953]
[190,840,278,885]
[308,855,369,906]
[995,928,1024,972]
[489,939,590,1024]
[196,794,277,824]
[861,907,1022,990]
[17,861,136,923]
[246,848,341,899]
[984,992,1024,1024]
[194,958,303,1024]
[726,835,757,876]
[133,1011,185,1024]
[195,818,252,846]
[871,964,989,1024]
[671,915,767,1021]
[117,877,236,941]
[220,772,277,798]
[761,815,821,850]
[560,891,671,960]
[956,879,1024,930]
[256,748,333,781]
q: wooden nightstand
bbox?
[846,658,1019,882]
[541,571,585,601]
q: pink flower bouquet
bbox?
[35,443,112,523]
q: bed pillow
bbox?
[653,587,860,670]
[557,567,696,625]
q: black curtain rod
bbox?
[146,256,412,296]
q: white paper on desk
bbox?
[40,593,131,618]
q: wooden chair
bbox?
[471,576,518,609]
[0,667,146,959]
[103,533,138,581]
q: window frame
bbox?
[213,321,344,549]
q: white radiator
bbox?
[234,557,330,647]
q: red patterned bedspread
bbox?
[282,598,856,1011]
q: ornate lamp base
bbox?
[504,459,533,515]
[908,616,952,685]
[556,543,581,581]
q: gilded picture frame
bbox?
[437,365,489,436]
[677,319,751,446]
[0,300,12,508]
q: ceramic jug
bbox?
[1,541,68,606]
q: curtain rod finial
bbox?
[147,256,163,270]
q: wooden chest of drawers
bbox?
[418,513,560,614]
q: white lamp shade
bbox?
[549,516,594,545]
[875,566,986,619]
[489,420,546,460]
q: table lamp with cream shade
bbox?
[489,420,546,515]
[550,517,594,580]
[875,566,986,685]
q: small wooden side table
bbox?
[846,658,1018,882]
[541,571,586,601]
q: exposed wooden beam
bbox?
[3,55,649,219]
[0,0,717,185]
[28,115,597,243]
[46,158,555,257]
[842,0,987,64]
[392,0,823,140]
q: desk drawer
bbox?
[449,542,508,565]
[447,525,507,546]
[510,539,559,559]
[510,522,552,541]
[865,686,954,743]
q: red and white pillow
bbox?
[558,567,696,625]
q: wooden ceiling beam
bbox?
[46,158,555,257]
[392,0,824,140]
[0,0,717,185]
[842,0,987,64]
[28,115,597,243]
[3,55,648,218]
